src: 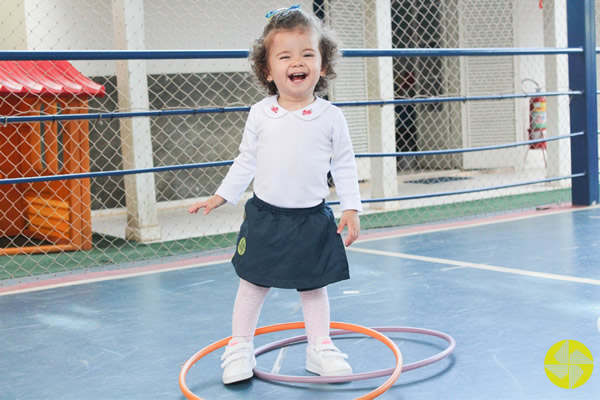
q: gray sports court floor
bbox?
[1,205,599,399]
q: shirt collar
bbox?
[262,95,330,120]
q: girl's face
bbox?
[265,28,325,109]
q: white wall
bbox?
[13,0,313,77]
[515,0,546,91]
[142,0,314,75]
[515,0,546,146]
[21,0,117,76]
[0,0,28,50]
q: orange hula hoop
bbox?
[179,321,403,400]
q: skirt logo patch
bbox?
[237,237,247,255]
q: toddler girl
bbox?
[188,4,361,384]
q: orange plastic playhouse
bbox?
[0,60,105,255]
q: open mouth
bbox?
[288,72,307,82]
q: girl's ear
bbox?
[320,66,326,77]
[265,67,273,82]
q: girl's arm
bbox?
[189,108,259,217]
[215,109,259,205]
[337,209,360,246]
[330,111,362,212]
[330,110,362,246]
[188,194,226,215]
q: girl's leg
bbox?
[221,278,269,384]
[299,286,352,376]
[298,287,330,345]
[232,278,270,341]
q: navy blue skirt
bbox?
[231,195,349,290]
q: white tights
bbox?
[231,278,330,345]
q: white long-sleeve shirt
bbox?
[216,95,362,211]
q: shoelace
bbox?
[220,342,252,368]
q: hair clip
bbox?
[265,4,301,19]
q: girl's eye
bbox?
[279,56,290,60]
[304,54,314,57]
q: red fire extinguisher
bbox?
[528,94,547,149]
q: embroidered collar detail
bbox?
[261,95,330,120]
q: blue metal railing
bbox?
[0,132,581,186]
[0,37,597,204]
[329,174,585,206]
[0,47,582,61]
[567,0,599,205]
[1,90,580,125]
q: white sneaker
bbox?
[306,336,353,376]
[220,337,256,384]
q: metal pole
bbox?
[567,0,599,205]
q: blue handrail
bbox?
[0,47,582,61]
[0,133,580,186]
[1,91,580,124]
[328,174,585,205]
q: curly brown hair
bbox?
[250,8,339,96]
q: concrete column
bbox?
[112,0,161,241]
[364,0,398,209]
[543,0,571,183]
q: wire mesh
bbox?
[0,0,578,283]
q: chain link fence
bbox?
[0,0,581,283]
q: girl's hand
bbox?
[337,209,360,247]
[188,195,226,215]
